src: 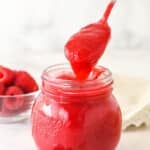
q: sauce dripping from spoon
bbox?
[65,0,116,80]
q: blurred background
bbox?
[0,0,150,75]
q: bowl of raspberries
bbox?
[0,65,39,123]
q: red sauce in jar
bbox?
[32,64,122,150]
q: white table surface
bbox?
[0,51,150,150]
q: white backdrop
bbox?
[0,0,150,66]
[0,0,150,50]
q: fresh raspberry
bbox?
[4,86,24,110]
[0,66,15,85]
[0,83,5,95]
[14,71,38,93]
[5,86,23,95]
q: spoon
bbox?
[101,0,117,23]
[65,0,117,80]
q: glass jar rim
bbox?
[42,63,112,92]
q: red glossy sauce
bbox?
[65,1,115,80]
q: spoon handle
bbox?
[101,0,116,23]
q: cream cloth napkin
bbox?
[113,74,150,130]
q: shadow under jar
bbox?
[32,64,122,150]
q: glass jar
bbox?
[32,64,122,150]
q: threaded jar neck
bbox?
[42,64,113,103]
